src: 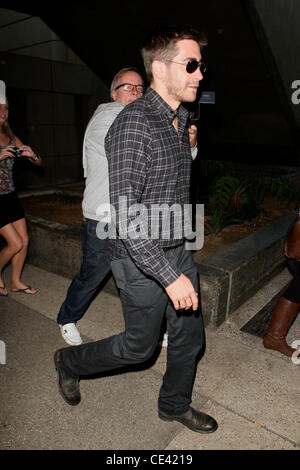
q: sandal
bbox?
[0,284,8,297]
[11,285,37,295]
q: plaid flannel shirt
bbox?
[105,87,193,288]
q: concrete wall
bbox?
[14,206,297,329]
[198,212,296,326]
[0,8,109,189]
[0,8,83,64]
[1,52,109,189]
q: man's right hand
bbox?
[165,274,198,311]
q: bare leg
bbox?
[0,222,23,295]
[10,218,37,294]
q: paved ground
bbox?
[0,263,299,451]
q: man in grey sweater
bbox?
[57,67,145,345]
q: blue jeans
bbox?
[57,218,111,325]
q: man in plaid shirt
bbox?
[54,25,218,434]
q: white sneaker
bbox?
[59,323,83,346]
[162,333,168,348]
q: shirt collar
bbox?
[145,87,189,122]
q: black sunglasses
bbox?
[166,59,206,74]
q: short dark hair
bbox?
[140,24,207,82]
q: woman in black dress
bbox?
[0,98,42,296]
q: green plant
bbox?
[200,161,300,235]
[204,209,241,235]
[211,176,247,212]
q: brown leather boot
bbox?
[263,297,299,357]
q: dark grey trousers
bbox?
[60,244,205,414]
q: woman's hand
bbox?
[20,145,42,165]
[0,145,15,161]
[20,144,35,160]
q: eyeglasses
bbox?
[166,59,207,74]
[114,83,144,93]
